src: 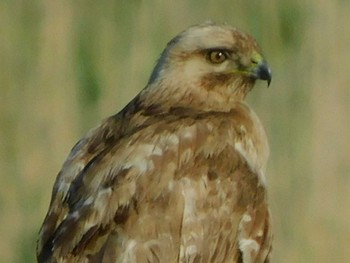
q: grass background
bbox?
[1,1,350,262]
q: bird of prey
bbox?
[37,22,273,263]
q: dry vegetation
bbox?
[1,1,349,262]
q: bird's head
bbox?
[145,22,272,111]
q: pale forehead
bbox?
[171,24,259,52]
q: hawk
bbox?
[37,22,273,263]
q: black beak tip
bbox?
[256,61,272,87]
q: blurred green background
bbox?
[1,1,349,262]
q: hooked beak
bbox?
[251,59,272,87]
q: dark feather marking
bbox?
[142,103,164,116]
[66,153,105,207]
[113,205,130,225]
[102,168,131,189]
[72,225,110,256]
[119,95,143,119]
[207,170,218,181]
[237,249,243,262]
[37,211,60,255]
[87,126,117,154]
[37,240,53,263]
[69,138,86,158]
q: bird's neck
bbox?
[140,76,255,113]
[116,78,254,139]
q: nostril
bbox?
[251,58,259,65]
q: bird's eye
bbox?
[207,50,228,64]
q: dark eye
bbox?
[207,50,229,64]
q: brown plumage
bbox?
[37,22,273,263]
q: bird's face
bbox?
[168,24,271,87]
[199,48,271,86]
[146,23,272,109]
